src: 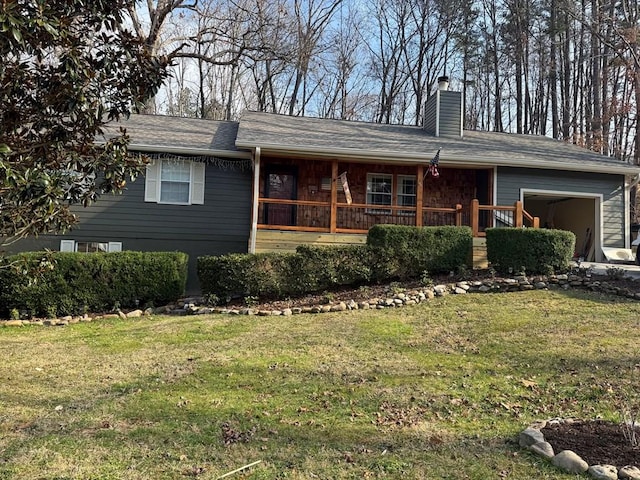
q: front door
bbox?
[264,166,297,226]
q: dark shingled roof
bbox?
[236,111,639,175]
[102,114,241,153]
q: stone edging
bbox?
[519,419,640,479]
[2,272,639,326]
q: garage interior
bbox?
[523,193,597,261]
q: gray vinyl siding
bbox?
[437,91,462,137]
[423,97,437,135]
[7,164,252,294]
[497,166,625,247]
[422,91,462,137]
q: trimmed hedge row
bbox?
[0,251,188,318]
[486,227,575,275]
[198,225,473,301]
[367,224,473,279]
[198,244,373,302]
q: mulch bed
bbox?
[542,420,640,467]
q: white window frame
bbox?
[144,159,205,205]
[397,175,417,209]
[366,173,393,214]
[60,240,122,253]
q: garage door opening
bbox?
[523,191,600,262]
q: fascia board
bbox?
[235,141,639,175]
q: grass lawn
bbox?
[1,288,639,479]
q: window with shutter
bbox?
[144,159,205,205]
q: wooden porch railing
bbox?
[470,199,540,237]
[257,197,538,237]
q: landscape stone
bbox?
[518,427,545,447]
[3,320,24,327]
[126,309,143,318]
[552,450,589,474]
[587,465,618,480]
[434,285,448,296]
[620,466,640,479]
[282,308,292,316]
[529,441,554,459]
[330,303,346,312]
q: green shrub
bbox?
[485,228,575,275]
[198,245,372,301]
[198,252,293,301]
[0,251,187,318]
[294,244,372,292]
[367,225,473,280]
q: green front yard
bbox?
[1,289,638,479]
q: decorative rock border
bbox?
[519,419,640,479]
[2,271,639,325]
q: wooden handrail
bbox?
[471,199,540,236]
[257,197,538,237]
[258,197,329,207]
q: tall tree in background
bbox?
[287,0,344,116]
[314,4,369,119]
[0,0,167,244]
[122,0,638,164]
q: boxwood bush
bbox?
[367,225,473,280]
[198,226,472,302]
[486,228,575,275]
[197,245,372,302]
[0,251,188,318]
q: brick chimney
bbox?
[423,76,463,137]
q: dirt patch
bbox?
[542,420,640,467]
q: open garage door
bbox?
[523,190,600,262]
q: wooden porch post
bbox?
[471,199,479,236]
[455,204,462,226]
[330,160,338,233]
[533,216,540,228]
[514,201,523,228]
[248,147,261,253]
[416,165,424,227]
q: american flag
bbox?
[430,148,440,166]
[428,149,440,178]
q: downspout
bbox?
[249,147,261,254]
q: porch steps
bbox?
[473,237,488,269]
[255,230,367,253]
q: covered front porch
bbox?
[248,157,539,258]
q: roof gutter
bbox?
[235,141,639,175]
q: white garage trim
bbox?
[520,188,603,262]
